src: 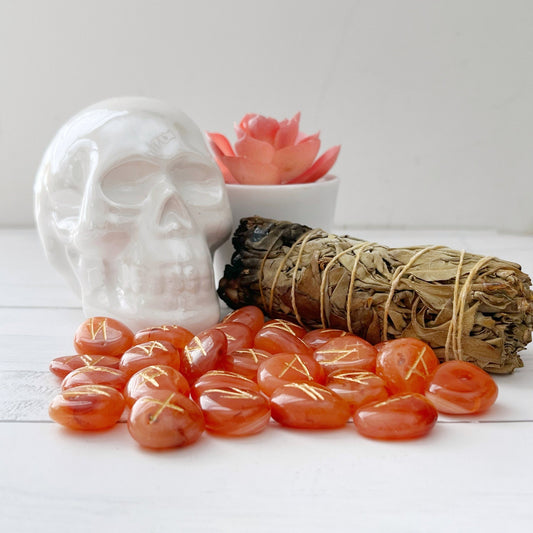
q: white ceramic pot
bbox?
[213,175,339,283]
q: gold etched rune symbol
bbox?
[77,366,122,376]
[183,336,206,365]
[202,370,228,376]
[371,395,410,409]
[138,341,169,356]
[332,371,373,385]
[89,318,108,341]
[265,320,297,335]
[64,355,105,366]
[145,393,185,424]
[138,366,169,387]
[224,309,238,321]
[194,337,208,357]
[156,325,178,332]
[201,371,257,388]
[203,387,256,400]
[404,346,430,380]
[243,349,269,364]
[80,355,105,367]
[321,329,349,336]
[183,347,193,365]
[62,385,112,398]
[317,346,359,366]
[278,354,312,379]
[285,383,325,401]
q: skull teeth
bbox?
[117,263,212,305]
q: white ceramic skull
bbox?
[34,97,232,333]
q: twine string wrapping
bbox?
[454,255,494,360]
[290,229,322,326]
[258,237,282,311]
[444,249,466,361]
[381,245,444,342]
[268,229,316,316]
[264,230,493,362]
[318,241,372,328]
[345,242,376,333]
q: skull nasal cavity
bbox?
[158,196,193,231]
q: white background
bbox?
[1,0,532,232]
[2,4,533,529]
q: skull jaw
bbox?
[77,238,221,334]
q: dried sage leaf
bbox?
[218,217,533,374]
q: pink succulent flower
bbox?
[207,113,340,185]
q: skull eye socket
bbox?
[49,146,92,210]
[101,160,160,205]
[169,159,222,207]
[48,145,94,234]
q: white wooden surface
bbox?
[1,228,533,532]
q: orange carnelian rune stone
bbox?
[222,306,265,335]
[127,390,205,449]
[214,322,254,353]
[120,340,180,378]
[74,317,134,357]
[302,328,349,350]
[197,384,270,437]
[257,352,325,397]
[314,335,378,375]
[125,365,191,408]
[49,354,121,379]
[425,361,498,415]
[191,370,260,402]
[376,338,439,394]
[181,329,227,383]
[353,393,438,440]
[133,325,194,351]
[61,365,127,392]
[49,385,125,430]
[220,348,272,381]
[326,370,389,413]
[261,319,307,338]
[254,326,312,357]
[374,341,387,354]
[270,382,350,429]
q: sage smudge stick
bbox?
[218,217,533,374]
